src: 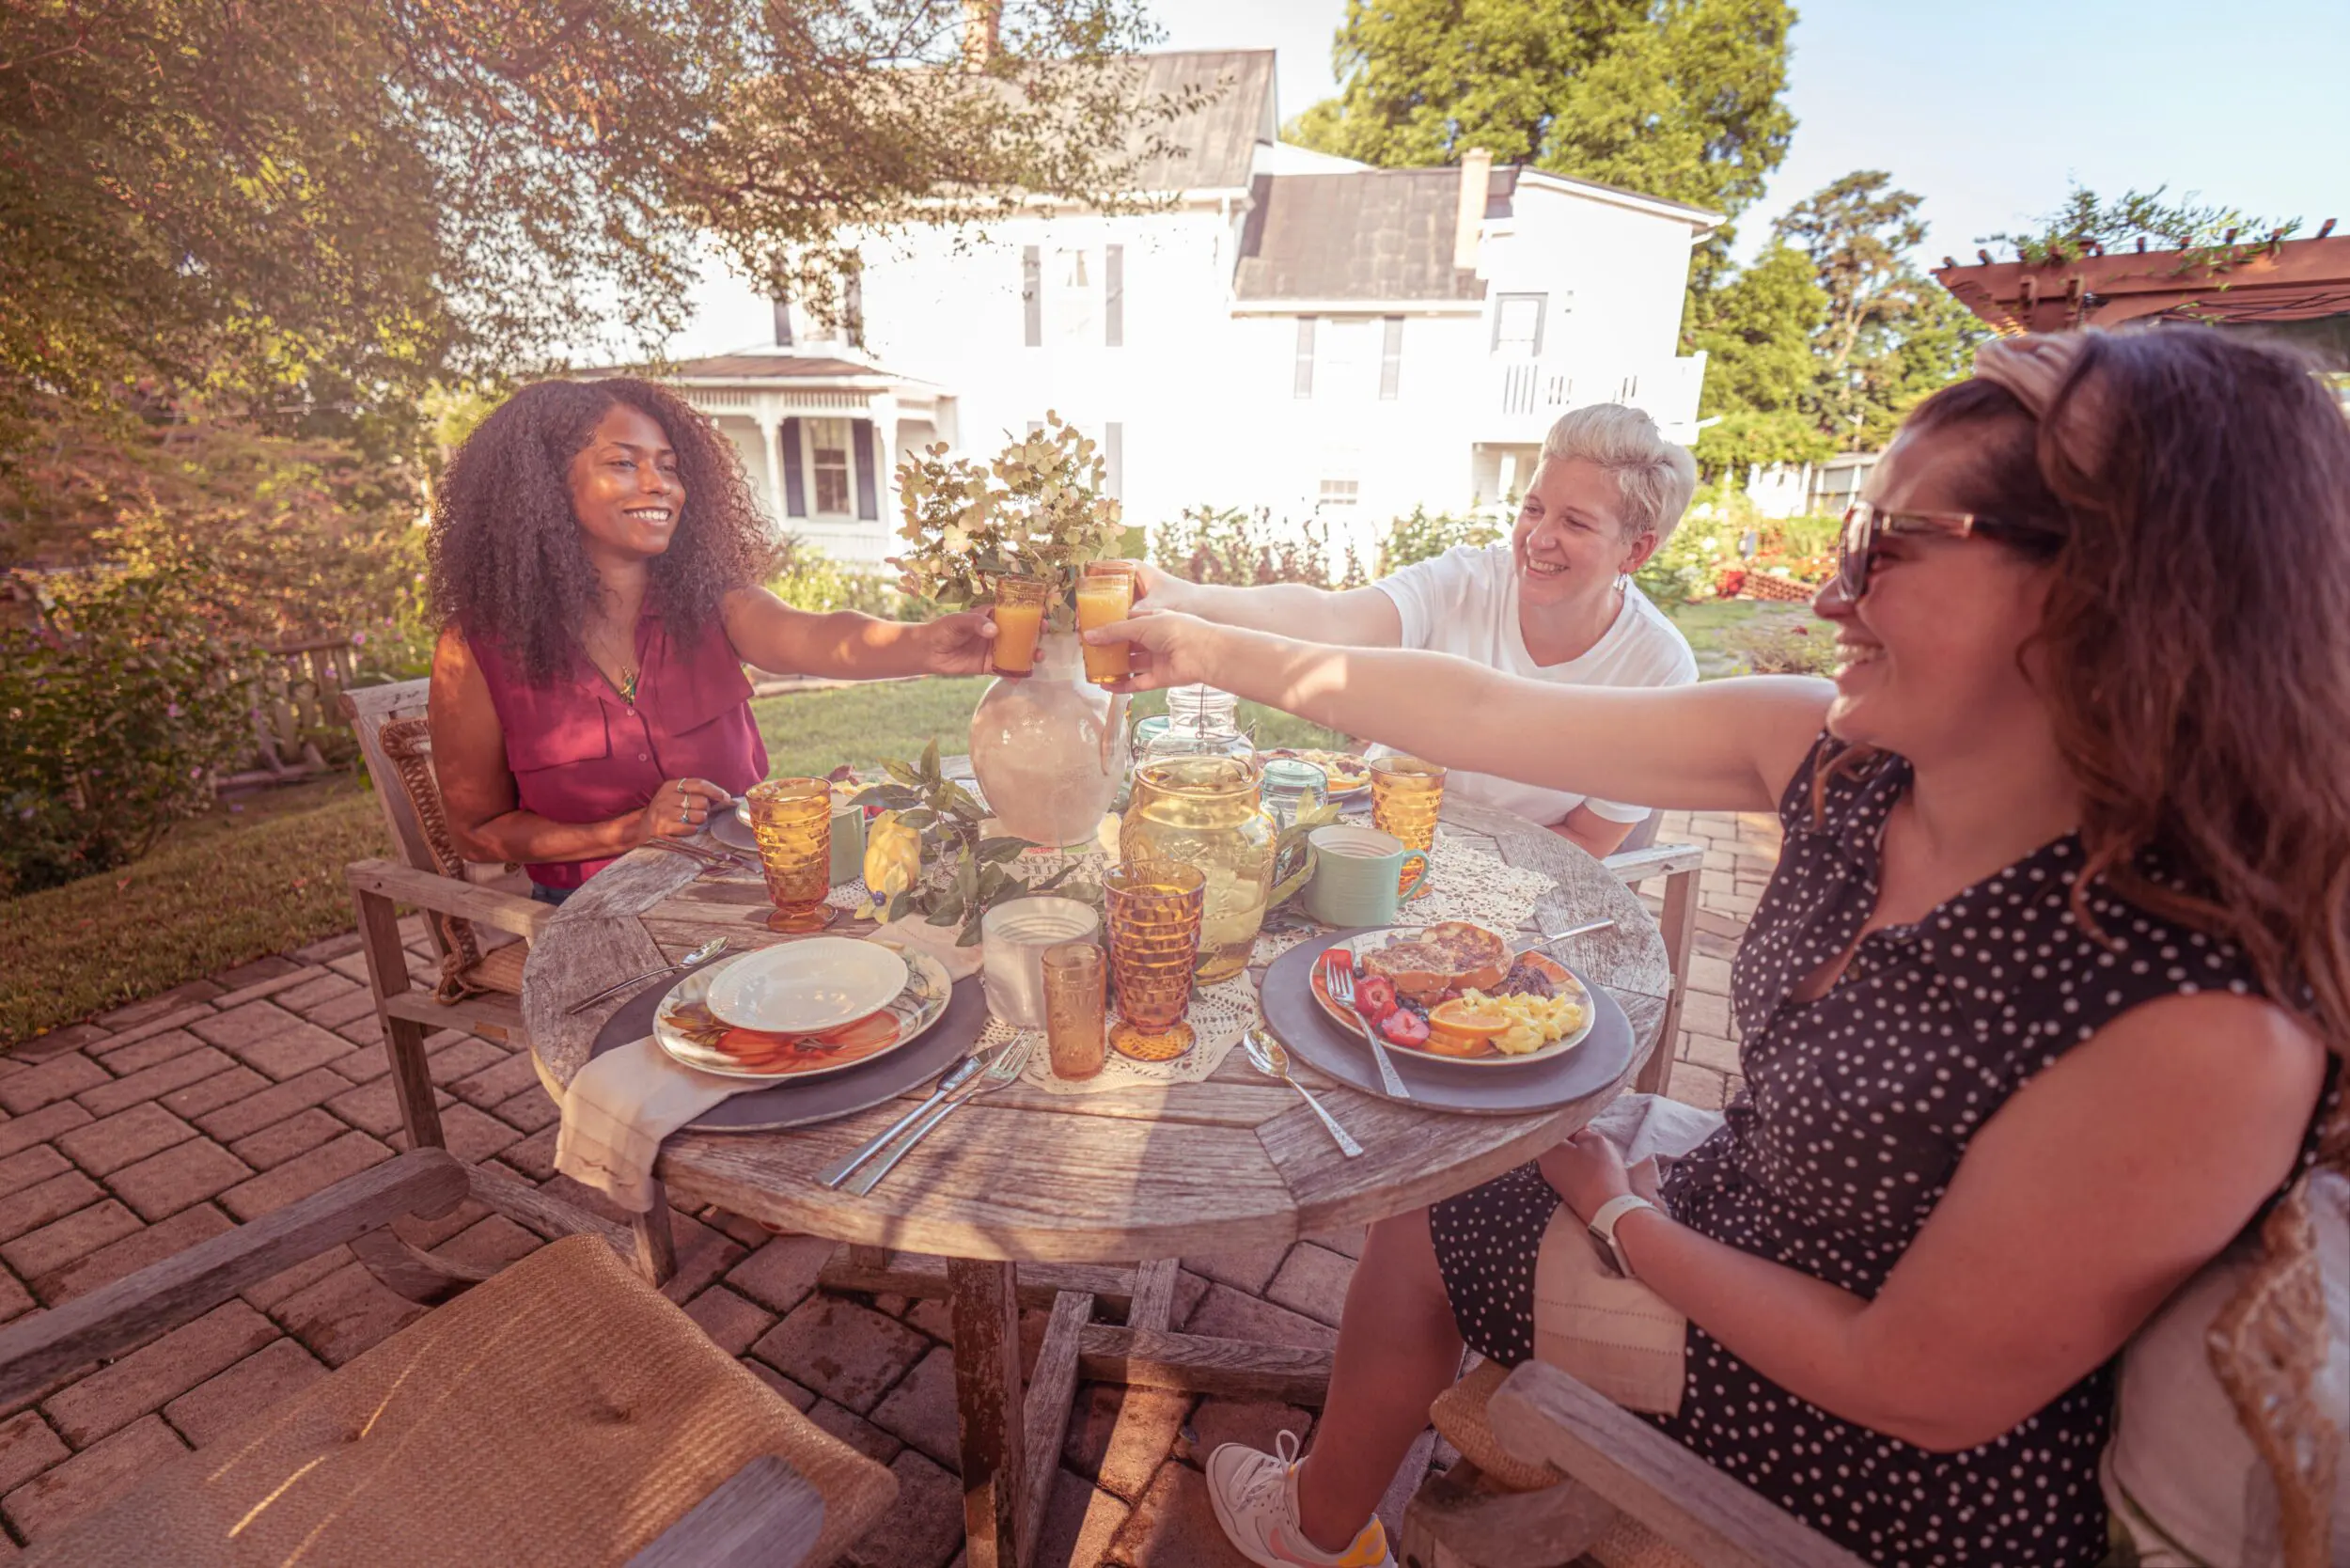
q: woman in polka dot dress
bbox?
[1088,328,2348,1568]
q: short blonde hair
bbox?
[1539,404,1698,546]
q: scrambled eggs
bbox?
[1459,987,1588,1056]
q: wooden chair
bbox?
[1601,812,1703,1100]
[0,1149,896,1567]
[337,678,682,1285]
[1402,1102,2350,1568]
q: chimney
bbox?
[962,0,999,66]
[1454,147,1493,272]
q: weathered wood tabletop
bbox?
[520,777,1669,1568]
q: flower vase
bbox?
[967,633,1128,847]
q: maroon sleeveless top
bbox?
[467,611,768,889]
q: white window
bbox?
[1493,293,1546,357]
[1318,446,1361,514]
[1318,318,1378,402]
[1051,247,1100,343]
[808,418,853,515]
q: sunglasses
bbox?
[1835,502,2060,600]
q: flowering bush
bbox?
[1152,506,1366,588]
[888,415,1126,630]
[2,525,253,895]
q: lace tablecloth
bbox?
[834,823,1557,1097]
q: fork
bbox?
[846,1040,1033,1195]
[1323,950,1412,1101]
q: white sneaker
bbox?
[1205,1430,1397,1568]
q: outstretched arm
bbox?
[720,587,995,679]
[1089,610,1830,814]
[1136,562,1403,648]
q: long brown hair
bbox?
[1898,329,2350,1083]
[428,378,776,684]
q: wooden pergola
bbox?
[1932,230,2350,356]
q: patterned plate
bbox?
[652,947,952,1082]
[1263,747,1371,796]
[1308,928,1596,1068]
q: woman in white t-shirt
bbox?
[1136,403,1700,856]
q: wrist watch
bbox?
[1586,1193,1660,1278]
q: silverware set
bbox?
[642,836,752,872]
[1320,950,1414,1102]
[822,1041,1033,1195]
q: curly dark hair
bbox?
[429,377,778,684]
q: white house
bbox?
[653,50,1718,567]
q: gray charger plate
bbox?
[590,968,988,1134]
[1260,932,1633,1116]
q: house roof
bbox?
[653,354,885,381]
[1115,50,1277,192]
[1234,169,1496,303]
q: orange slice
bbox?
[1420,1027,1493,1058]
[1428,999,1511,1041]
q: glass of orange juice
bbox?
[990,574,1047,678]
[1076,562,1136,687]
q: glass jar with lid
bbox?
[1120,755,1274,982]
[1136,684,1256,769]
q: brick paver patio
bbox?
[0,808,1778,1564]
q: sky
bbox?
[1149,0,2350,263]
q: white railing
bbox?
[1489,353,1708,440]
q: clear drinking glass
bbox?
[989,573,1048,678]
[1041,941,1107,1080]
[746,778,836,933]
[1368,755,1446,892]
[1076,562,1136,687]
[1104,861,1205,1061]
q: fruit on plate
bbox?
[1360,922,1511,1001]
[1354,974,1399,1022]
[1379,1009,1431,1047]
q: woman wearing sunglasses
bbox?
[1087,329,2346,1568]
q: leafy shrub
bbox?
[1152,506,1366,588]
[767,537,908,618]
[2,524,254,895]
[1376,505,1500,575]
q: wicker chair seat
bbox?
[24,1237,894,1567]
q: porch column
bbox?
[755,402,788,525]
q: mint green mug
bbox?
[1304,825,1432,927]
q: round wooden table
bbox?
[523,790,1668,1568]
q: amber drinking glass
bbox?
[1076,562,1136,687]
[990,573,1048,678]
[1369,756,1446,892]
[1041,941,1108,1080]
[746,778,836,933]
[1104,861,1205,1061]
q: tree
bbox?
[1982,182,2302,263]
[1685,243,1824,416]
[1768,171,1985,444]
[0,0,1170,446]
[1288,0,1795,222]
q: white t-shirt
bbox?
[1371,544,1698,826]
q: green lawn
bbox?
[0,597,1752,1046]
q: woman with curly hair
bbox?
[427,378,993,902]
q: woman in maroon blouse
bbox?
[426,378,994,902]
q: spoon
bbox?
[1243,1027,1362,1158]
[565,935,730,1015]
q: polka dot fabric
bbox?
[1431,735,2326,1568]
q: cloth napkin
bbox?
[869,917,985,982]
[1530,1092,1726,1416]
[555,1040,741,1213]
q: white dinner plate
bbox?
[1310,928,1596,1068]
[653,948,951,1082]
[704,938,909,1033]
